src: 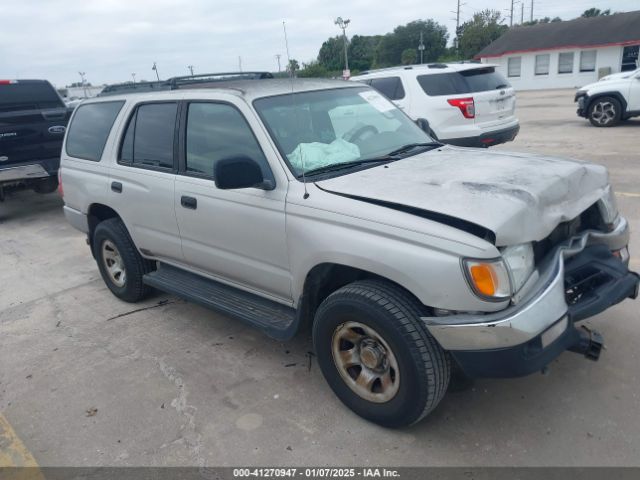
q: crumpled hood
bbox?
[315,146,609,246]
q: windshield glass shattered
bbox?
[254,87,433,177]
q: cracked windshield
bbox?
[254,87,433,176]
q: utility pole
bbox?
[152,62,160,81]
[334,17,350,78]
[530,0,534,22]
[275,54,282,72]
[451,0,464,57]
[418,31,425,64]
[238,56,242,72]
[510,0,514,27]
[521,2,524,24]
[187,65,194,76]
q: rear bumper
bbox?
[444,124,520,148]
[422,217,639,378]
[0,157,59,185]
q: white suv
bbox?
[575,67,640,127]
[351,63,519,147]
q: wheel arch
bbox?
[296,262,429,333]
[87,203,122,257]
[586,91,628,114]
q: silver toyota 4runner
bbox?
[60,75,639,428]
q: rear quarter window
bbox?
[417,67,510,96]
[65,101,124,161]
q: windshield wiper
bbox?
[384,142,443,157]
[298,158,390,178]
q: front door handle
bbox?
[111,181,122,193]
[181,195,197,209]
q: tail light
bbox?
[447,97,475,119]
[57,169,63,198]
[0,80,16,85]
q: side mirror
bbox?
[214,156,274,190]
[415,118,431,134]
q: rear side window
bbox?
[368,77,405,100]
[417,67,510,96]
[119,102,177,169]
[0,80,64,112]
[66,101,124,161]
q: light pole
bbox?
[78,71,87,98]
[187,65,194,76]
[418,31,425,64]
[152,62,160,81]
[131,73,136,83]
[334,17,350,78]
[275,54,282,73]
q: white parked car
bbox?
[351,63,519,147]
[575,67,640,127]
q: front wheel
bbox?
[313,280,450,428]
[588,96,622,127]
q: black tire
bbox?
[93,218,154,302]
[312,280,450,428]
[32,177,58,194]
[588,96,622,127]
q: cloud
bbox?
[0,0,631,86]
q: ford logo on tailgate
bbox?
[48,125,66,134]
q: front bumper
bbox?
[444,124,520,148]
[575,93,588,118]
[422,217,639,377]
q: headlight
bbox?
[501,243,535,293]
[462,258,512,301]
[463,243,534,301]
[598,185,619,226]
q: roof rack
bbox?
[98,80,171,96]
[169,71,274,89]
[98,71,274,97]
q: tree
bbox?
[374,20,448,67]
[457,10,508,60]
[401,48,417,65]
[298,61,329,78]
[522,16,562,25]
[318,36,344,71]
[348,35,381,71]
[582,8,611,17]
[287,59,300,75]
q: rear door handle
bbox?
[181,195,197,209]
[111,181,122,193]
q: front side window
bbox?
[507,57,521,77]
[558,52,574,74]
[621,45,639,72]
[66,101,124,161]
[185,102,272,180]
[580,50,597,72]
[368,77,405,100]
[254,87,432,178]
[119,102,177,169]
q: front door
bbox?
[174,100,291,302]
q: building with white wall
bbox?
[476,11,640,90]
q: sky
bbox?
[0,0,636,87]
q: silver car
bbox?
[60,77,639,427]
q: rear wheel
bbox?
[588,96,622,127]
[93,218,154,302]
[313,280,450,428]
[32,177,58,194]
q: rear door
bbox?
[108,101,183,264]
[459,67,516,126]
[0,80,71,168]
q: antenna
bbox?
[283,20,309,199]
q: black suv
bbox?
[0,79,72,199]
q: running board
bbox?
[144,264,299,341]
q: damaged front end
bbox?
[422,215,639,378]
